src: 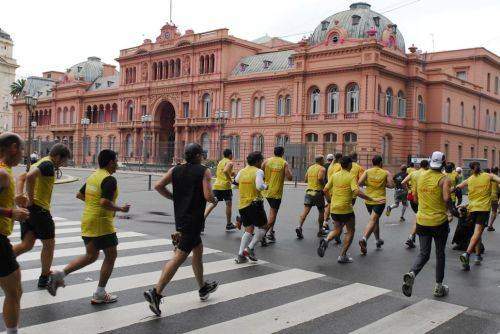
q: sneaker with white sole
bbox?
[243,247,258,261]
[199,281,219,301]
[376,239,384,249]
[433,283,449,298]
[144,288,163,316]
[235,254,248,264]
[337,255,353,263]
[91,292,118,305]
[46,271,65,296]
[402,271,415,297]
[460,253,470,271]
[317,238,328,257]
[295,227,304,239]
[359,239,367,255]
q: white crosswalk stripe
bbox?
[13,220,81,230]
[11,227,83,238]
[0,217,479,334]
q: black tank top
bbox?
[172,163,207,234]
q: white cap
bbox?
[326,154,334,161]
[456,167,462,173]
[430,151,445,169]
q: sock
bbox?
[248,229,266,249]
[239,232,252,255]
[96,286,106,295]
[6,327,17,334]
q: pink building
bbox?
[12,2,500,170]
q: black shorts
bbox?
[82,233,118,250]
[21,205,55,240]
[0,235,19,277]
[213,190,232,202]
[410,201,418,213]
[177,232,202,253]
[366,204,385,216]
[304,191,325,209]
[416,221,449,237]
[266,197,282,210]
[469,211,490,227]
[331,212,355,224]
[239,201,267,228]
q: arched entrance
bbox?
[155,101,176,164]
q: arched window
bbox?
[63,107,68,124]
[201,133,210,157]
[127,101,134,121]
[111,104,118,122]
[343,132,357,143]
[486,109,490,131]
[385,88,393,116]
[346,83,359,113]
[17,113,22,127]
[444,98,451,124]
[231,99,237,118]
[328,85,339,114]
[254,97,261,117]
[237,99,242,118]
[305,133,318,142]
[83,136,91,157]
[285,95,292,115]
[152,63,157,80]
[169,60,175,78]
[125,134,133,157]
[310,88,320,114]
[275,134,289,147]
[324,132,337,143]
[202,94,211,118]
[70,106,75,124]
[175,58,180,77]
[92,105,98,123]
[199,56,204,74]
[158,62,163,80]
[377,86,382,113]
[381,135,391,163]
[57,108,62,124]
[459,102,464,126]
[95,136,103,155]
[494,112,497,132]
[98,105,105,123]
[418,95,425,121]
[472,106,477,128]
[204,55,209,74]
[209,54,215,73]
[277,95,284,116]
[252,134,264,152]
[108,135,116,150]
[228,135,240,159]
[397,91,406,118]
[259,97,266,116]
[163,61,168,79]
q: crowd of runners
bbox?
[0,132,498,332]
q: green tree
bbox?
[10,78,26,98]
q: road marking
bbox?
[12,227,82,238]
[11,232,145,246]
[17,239,171,262]
[8,258,262,310]
[15,269,323,334]
[13,220,81,230]
[349,299,467,334]
[186,282,389,334]
[53,217,67,222]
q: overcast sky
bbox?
[1,0,499,78]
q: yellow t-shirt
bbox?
[325,169,358,214]
[213,158,232,191]
[467,173,492,212]
[350,162,365,181]
[263,157,286,199]
[327,162,342,182]
[306,164,324,191]
[444,171,458,202]
[237,166,261,209]
[31,156,56,210]
[416,169,447,226]
[364,166,388,205]
[0,164,15,236]
[409,169,422,195]
[491,180,499,201]
[81,169,119,237]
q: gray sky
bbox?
[1,0,499,78]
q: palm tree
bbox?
[10,78,26,98]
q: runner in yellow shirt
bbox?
[317,156,382,263]
[322,154,335,228]
[358,155,394,255]
[48,149,131,304]
[204,149,237,231]
[0,133,30,334]
[456,162,500,270]
[487,166,499,231]
[296,156,327,239]
[326,153,342,182]
[261,146,292,246]
[349,152,365,197]
[12,143,71,288]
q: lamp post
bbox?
[80,117,90,167]
[215,110,229,159]
[141,114,152,170]
[24,95,38,171]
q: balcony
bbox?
[306,114,319,121]
[117,121,134,129]
[325,113,338,120]
[344,113,358,119]
[50,124,77,132]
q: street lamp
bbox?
[141,114,152,169]
[24,95,38,171]
[215,110,229,159]
[80,117,90,167]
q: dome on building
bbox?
[0,28,12,41]
[309,2,405,51]
[66,56,105,83]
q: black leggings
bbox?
[411,231,449,283]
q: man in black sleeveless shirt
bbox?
[144,143,219,316]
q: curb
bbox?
[55,175,80,185]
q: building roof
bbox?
[0,28,12,41]
[23,77,55,99]
[66,57,105,83]
[87,73,120,91]
[232,50,295,76]
[309,2,405,51]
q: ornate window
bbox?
[152,63,157,80]
[230,98,241,118]
[125,134,133,157]
[253,96,265,117]
[252,134,264,152]
[111,104,118,122]
[444,98,450,124]
[127,101,134,121]
[397,91,406,118]
[63,107,68,124]
[343,132,357,143]
[472,106,477,128]
[305,133,318,142]
[486,109,490,131]
[418,95,425,121]
[95,136,103,155]
[277,96,284,116]
[202,94,211,118]
[108,136,116,150]
[260,97,266,116]
[285,95,292,115]
[385,88,393,116]
[275,134,289,147]
[460,102,465,126]
[346,84,359,113]
[324,132,337,143]
[228,135,240,159]
[494,112,497,132]
[310,88,320,114]
[70,106,75,124]
[199,56,204,74]
[328,86,339,114]
[201,133,210,158]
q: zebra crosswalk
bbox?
[0,217,489,333]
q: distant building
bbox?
[0,28,18,132]
[11,2,500,168]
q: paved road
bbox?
[3,167,499,333]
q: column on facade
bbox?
[174,127,180,162]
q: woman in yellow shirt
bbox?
[487,166,499,231]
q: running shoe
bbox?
[91,292,118,305]
[317,238,328,257]
[144,288,163,316]
[433,284,449,298]
[399,216,406,223]
[405,238,416,249]
[322,223,330,232]
[235,216,242,230]
[225,223,237,231]
[460,253,470,271]
[487,226,495,232]
[38,275,49,288]
[337,255,353,263]
[267,231,276,243]
[295,227,304,240]
[260,237,269,247]
[243,247,258,261]
[317,229,327,238]
[199,281,219,301]
[402,271,415,297]
[46,271,65,296]
[359,239,367,255]
[376,239,385,249]
[474,254,483,265]
[385,206,392,216]
[235,254,248,264]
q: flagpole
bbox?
[170,0,173,23]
